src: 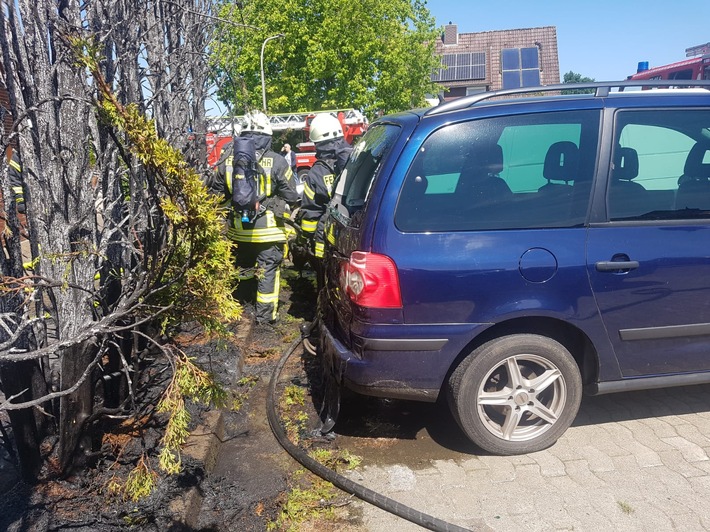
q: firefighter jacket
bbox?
[7,150,25,214]
[299,140,352,258]
[211,147,299,244]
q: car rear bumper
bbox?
[319,319,489,402]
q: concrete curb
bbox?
[169,409,225,528]
[169,317,253,527]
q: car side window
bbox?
[395,110,600,232]
[333,123,400,217]
[609,110,710,221]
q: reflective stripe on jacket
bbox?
[299,158,336,251]
[8,152,25,209]
[226,211,289,243]
[217,149,298,243]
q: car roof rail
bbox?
[426,79,710,116]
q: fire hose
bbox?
[266,336,474,532]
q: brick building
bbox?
[432,23,560,100]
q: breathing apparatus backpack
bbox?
[230,137,262,222]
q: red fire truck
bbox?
[206,109,368,178]
[628,42,710,82]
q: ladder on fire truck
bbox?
[207,108,367,136]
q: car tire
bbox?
[448,334,582,455]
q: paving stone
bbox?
[562,459,607,489]
[530,449,566,477]
[431,458,467,479]
[590,425,633,458]
[675,423,710,449]
[662,435,709,462]
[562,502,615,531]
[502,512,549,532]
[639,417,681,439]
[542,436,581,462]
[385,464,417,492]
[445,483,485,518]
[346,386,710,531]
[575,444,616,472]
[611,499,673,531]
[476,455,516,483]
[536,506,584,532]
[623,419,676,452]
[622,440,663,468]
[545,472,585,492]
[411,464,442,477]
[459,456,491,473]
[686,413,710,434]
[659,448,708,478]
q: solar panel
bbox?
[521,47,540,69]
[501,49,520,71]
[501,47,541,89]
[432,52,486,82]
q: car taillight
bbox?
[340,251,402,308]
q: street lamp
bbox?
[260,33,285,112]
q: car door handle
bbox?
[595,260,639,272]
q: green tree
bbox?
[211,0,441,117]
[562,71,596,94]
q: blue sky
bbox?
[425,0,710,81]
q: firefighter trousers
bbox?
[235,242,284,323]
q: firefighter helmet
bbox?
[309,113,344,144]
[242,110,273,136]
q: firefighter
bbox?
[5,146,25,214]
[211,110,299,324]
[298,113,352,288]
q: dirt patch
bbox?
[192,268,365,531]
[0,266,327,531]
[195,381,294,530]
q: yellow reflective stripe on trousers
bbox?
[257,269,280,321]
[9,159,21,172]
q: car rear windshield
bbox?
[331,123,401,219]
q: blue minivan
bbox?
[316,81,710,455]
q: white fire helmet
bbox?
[309,113,344,144]
[242,110,273,136]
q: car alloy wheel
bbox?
[449,334,582,455]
